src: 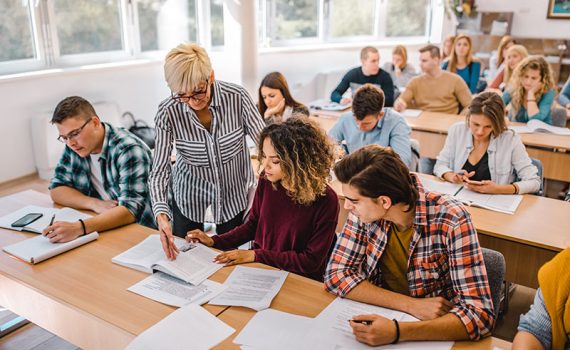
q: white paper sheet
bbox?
[402,109,422,118]
[456,189,522,214]
[234,309,312,350]
[209,266,288,311]
[125,304,234,350]
[153,243,223,285]
[418,176,462,196]
[128,271,227,307]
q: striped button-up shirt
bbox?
[149,80,265,224]
[49,122,155,228]
[325,175,495,340]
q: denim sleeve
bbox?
[518,288,552,350]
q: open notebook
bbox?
[0,205,89,234]
[510,119,570,136]
[419,177,523,214]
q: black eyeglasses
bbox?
[171,79,210,103]
[57,118,93,143]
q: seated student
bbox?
[434,92,540,195]
[331,46,395,107]
[488,44,528,90]
[441,35,456,62]
[382,45,416,89]
[394,45,472,115]
[558,75,570,110]
[258,71,309,124]
[512,248,570,350]
[442,34,481,94]
[187,118,339,281]
[325,145,494,346]
[502,56,557,125]
[488,35,516,81]
[45,96,154,243]
[328,84,412,168]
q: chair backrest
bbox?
[481,247,506,319]
[551,107,567,127]
[419,157,437,176]
[515,157,544,196]
[410,139,421,172]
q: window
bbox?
[259,0,436,47]
[0,0,224,75]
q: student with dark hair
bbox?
[325,145,494,346]
[331,46,395,107]
[46,96,154,242]
[328,84,412,167]
[434,92,540,194]
[187,118,339,281]
[258,72,309,124]
[394,45,472,115]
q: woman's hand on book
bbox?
[157,214,179,260]
[214,250,255,266]
[185,230,214,247]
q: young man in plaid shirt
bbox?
[325,145,494,346]
[43,96,154,243]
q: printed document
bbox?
[128,271,226,307]
[125,304,234,350]
[209,266,287,311]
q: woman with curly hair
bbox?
[502,56,556,125]
[187,118,340,281]
[257,72,309,124]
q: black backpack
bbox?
[122,112,156,149]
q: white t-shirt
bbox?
[90,153,112,201]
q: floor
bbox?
[0,174,538,348]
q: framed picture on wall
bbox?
[547,0,570,19]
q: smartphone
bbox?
[465,179,484,185]
[11,213,43,227]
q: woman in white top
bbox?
[434,91,540,195]
[257,72,309,124]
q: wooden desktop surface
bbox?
[310,110,570,182]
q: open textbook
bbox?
[309,99,351,111]
[510,119,570,136]
[419,176,523,214]
[3,232,99,264]
[0,205,91,234]
[112,234,223,286]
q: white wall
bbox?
[477,0,570,39]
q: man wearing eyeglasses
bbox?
[45,96,155,243]
[149,43,266,260]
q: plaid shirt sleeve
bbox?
[447,212,495,340]
[324,212,369,296]
[115,143,152,223]
[49,147,90,193]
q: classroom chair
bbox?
[410,139,421,172]
[551,107,567,128]
[481,247,506,322]
[419,157,436,175]
[515,158,544,196]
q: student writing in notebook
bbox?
[434,92,540,195]
[325,145,494,346]
[187,118,339,281]
[328,84,412,168]
[45,96,154,243]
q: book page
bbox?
[456,189,522,214]
[417,176,462,196]
[125,304,234,350]
[153,243,222,285]
[528,119,570,135]
[209,266,287,311]
[26,207,91,233]
[128,272,226,307]
[112,235,187,273]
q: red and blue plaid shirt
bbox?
[324,175,495,340]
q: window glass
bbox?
[329,0,375,38]
[138,0,197,52]
[53,0,123,55]
[210,0,224,46]
[0,0,35,62]
[269,0,319,41]
[386,0,427,37]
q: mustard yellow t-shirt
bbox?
[378,224,414,295]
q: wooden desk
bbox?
[328,177,570,289]
[310,111,570,182]
[215,272,511,349]
[0,190,230,350]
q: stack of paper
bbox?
[209,266,288,311]
[125,304,234,350]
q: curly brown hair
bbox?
[257,117,335,205]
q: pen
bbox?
[349,319,372,325]
[49,214,56,226]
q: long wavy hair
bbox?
[507,56,556,116]
[257,118,335,205]
[503,45,529,85]
[447,34,475,73]
[257,72,305,117]
[496,35,516,67]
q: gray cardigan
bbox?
[434,122,540,194]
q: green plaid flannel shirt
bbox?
[49,122,156,228]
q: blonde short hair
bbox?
[164,43,212,93]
